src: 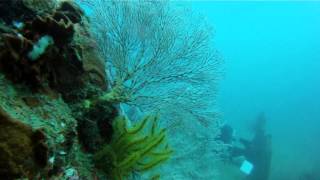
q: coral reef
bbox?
[0,3,81,92]
[0,0,104,95]
[22,0,57,16]
[94,115,173,179]
[0,0,111,178]
[0,30,83,92]
[0,108,48,179]
[77,101,118,152]
[0,0,36,24]
[0,0,107,101]
[0,0,175,179]
[27,14,74,46]
[57,0,84,24]
[0,33,37,86]
[0,74,81,178]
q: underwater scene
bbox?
[0,0,319,180]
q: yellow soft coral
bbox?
[94,114,173,179]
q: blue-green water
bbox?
[192,2,320,180]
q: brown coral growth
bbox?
[0,108,48,179]
[0,33,43,88]
[28,13,75,46]
[57,1,84,23]
[0,0,107,103]
[0,5,84,91]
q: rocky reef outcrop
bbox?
[0,0,114,179]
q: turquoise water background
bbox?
[192,2,320,179]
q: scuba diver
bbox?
[218,124,235,144]
[231,112,272,180]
